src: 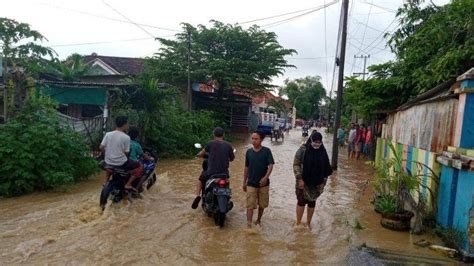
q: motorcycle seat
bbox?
[209,173,229,179]
[105,166,129,175]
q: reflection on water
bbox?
[0,129,449,264]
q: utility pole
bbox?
[1,54,7,123]
[331,0,349,170]
[353,54,370,80]
[186,30,192,111]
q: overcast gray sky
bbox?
[2,0,449,92]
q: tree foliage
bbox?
[47,53,90,81]
[0,17,56,118]
[0,98,98,197]
[280,76,327,120]
[344,0,473,118]
[388,0,473,92]
[114,76,220,158]
[149,21,296,97]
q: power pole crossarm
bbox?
[353,54,370,80]
[331,0,349,170]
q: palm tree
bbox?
[49,53,90,81]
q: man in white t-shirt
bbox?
[348,123,357,159]
[100,116,142,191]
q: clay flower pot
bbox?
[380,211,414,231]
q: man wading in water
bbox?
[243,131,274,227]
[293,132,332,229]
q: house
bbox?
[81,53,146,84]
[252,91,292,124]
[375,68,474,258]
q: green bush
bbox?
[114,79,222,158]
[145,101,219,158]
[0,98,99,197]
[375,194,398,214]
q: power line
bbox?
[261,0,339,29]
[360,17,398,54]
[359,0,397,13]
[49,35,175,48]
[38,2,180,32]
[239,4,332,24]
[102,0,156,38]
[324,0,329,90]
[358,0,373,52]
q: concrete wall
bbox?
[376,138,440,207]
[437,166,474,251]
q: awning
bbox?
[38,84,108,106]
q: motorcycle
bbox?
[99,150,157,211]
[194,143,234,228]
[302,126,309,137]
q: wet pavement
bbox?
[0,128,457,265]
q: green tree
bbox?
[0,17,55,120]
[344,0,473,118]
[267,98,290,117]
[48,53,90,81]
[388,0,473,93]
[113,76,219,158]
[280,76,327,120]
[149,21,296,99]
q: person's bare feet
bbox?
[255,220,261,226]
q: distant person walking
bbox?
[337,125,346,148]
[293,132,333,229]
[354,124,363,160]
[243,131,275,227]
[364,126,372,158]
[348,123,356,158]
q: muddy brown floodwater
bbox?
[0,129,456,265]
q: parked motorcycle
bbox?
[194,143,234,228]
[99,150,157,211]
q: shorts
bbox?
[348,142,355,152]
[296,189,316,208]
[363,143,371,155]
[107,159,143,177]
[355,142,362,152]
[246,186,269,209]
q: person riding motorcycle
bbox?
[191,127,235,209]
[100,116,143,192]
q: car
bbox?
[257,121,273,136]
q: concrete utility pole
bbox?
[353,54,370,80]
[331,0,350,170]
[350,54,370,123]
[186,30,192,111]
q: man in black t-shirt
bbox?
[192,127,235,209]
[243,131,274,227]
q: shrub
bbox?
[375,194,397,214]
[0,98,99,197]
[114,80,222,158]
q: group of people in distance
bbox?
[337,123,372,160]
[192,127,332,229]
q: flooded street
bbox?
[0,129,452,265]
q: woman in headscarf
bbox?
[293,132,333,228]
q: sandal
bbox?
[191,196,201,209]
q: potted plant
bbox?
[371,141,438,232]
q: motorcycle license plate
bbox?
[214,187,230,196]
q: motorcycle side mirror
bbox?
[194,143,202,149]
